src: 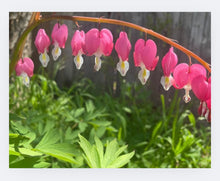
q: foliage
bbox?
[9,74,211,168]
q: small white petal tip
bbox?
[74,54,84,70]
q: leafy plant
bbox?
[78,134,134,168]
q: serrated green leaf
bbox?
[94,136,104,167]
[103,139,118,167]
[74,108,85,118]
[36,129,60,148]
[107,151,135,168]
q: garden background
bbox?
[9,12,211,168]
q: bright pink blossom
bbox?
[133,39,159,85]
[15,57,34,87]
[34,29,51,67]
[173,63,206,103]
[115,31,131,76]
[192,76,211,122]
[191,75,211,101]
[160,47,178,91]
[51,23,68,60]
[84,28,113,71]
[34,29,50,54]
[71,30,85,69]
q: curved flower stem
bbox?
[9,14,211,76]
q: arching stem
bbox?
[9,14,211,76]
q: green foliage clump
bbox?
[9,74,211,168]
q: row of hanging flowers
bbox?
[14,21,211,122]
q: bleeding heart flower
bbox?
[15,57,34,87]
[133,39,159,85]
[71,30,85,70]
[115,31,131,76]
[191,75,211,101]
[160,47,178,91]
[83,28,113,71]
[34,29,51,67]
[173,63,206,103]
[192,76,211,122]
[51,23,68,61]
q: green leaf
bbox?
[86,100,95,113]
[19,148,43,156]
[35,129,60,148]
[35,144,79,164]
[78,122,88,132]
[33,162,51,168]
[74,108,85,118]
[94,136,104,167]
[103,139,118,167]
[107,151,135,168]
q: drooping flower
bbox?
[160,47,178,91]
[34,29,51,67]
[173,63,206,103]
[71,30,85,69]
[192,76,211,122]
[83,28,114,71]
[51,23,68,61]
[115,31,131,76]
[15,57,34,87]
[133,39,159,85]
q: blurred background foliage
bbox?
[9,12,211,168]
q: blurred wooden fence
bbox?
[10,12,211,106]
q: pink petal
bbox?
[34,29,51,54]
[51,23,68,48]
[84,28,100,56]
[71,30,85,56]
[189,64,207,83]
[191,75,211,101]
[15,57,34,77]
[115,31,131,61]
[206,98,211,110]
[141,39,157,70]
[161,47,178,76]
[173,63,190,88]
[99,28,114,56]
[133,39,145,67]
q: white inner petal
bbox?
[94,56,102,71]
[74,54,84,70]
[39,51,50,67]
[52,43,61,61]
[138,67,150,85]
[117,59,129,76]
[183,84,192,103]
[160,75,173,91]
[21,72,30,87]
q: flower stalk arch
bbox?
[9,13,211,76]
[9,12,211,122]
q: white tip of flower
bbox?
[183,84,192,103]
[138,67,150,85]
[116,59,129,76]
[160,75,173,91]
[94,56,102,71]
[52,44,61,61]
[21,72,30,87]
[74,54,84,70]
[39,52,50,67]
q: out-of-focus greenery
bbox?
[9,74,211,168]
